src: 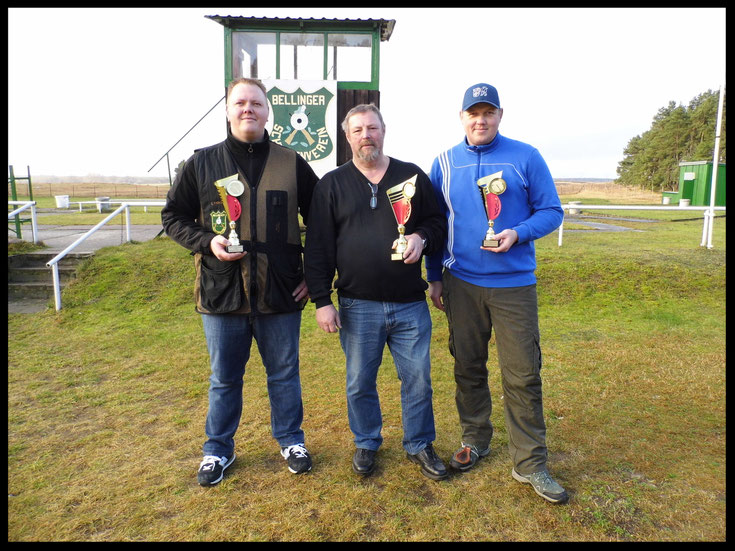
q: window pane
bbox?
[280,33,325,81]
[327,33,372,82]
[232,32,277,79]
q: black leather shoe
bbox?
[352,448,377,476]
[407,444,448,480]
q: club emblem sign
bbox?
[267,85,335,163]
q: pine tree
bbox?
[616,89,725,192]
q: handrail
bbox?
[557,203,726,247]
[46,201,166,311]
[7,200,39,243]
[148,95,225,184]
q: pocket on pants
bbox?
[338,296,355,310]
[533,335,543,374]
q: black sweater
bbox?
[304,158,447,308]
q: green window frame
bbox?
[225,28,380,90]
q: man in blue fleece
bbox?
[425,82,568,503]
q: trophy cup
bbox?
[387,175,418,260]
[225,196,244,253]
[477,171,506,248]
[215,175,245,253]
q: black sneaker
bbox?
[281,444,312,474]
[197,454,235,486]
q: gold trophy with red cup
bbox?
[477,171,506,248]
[387,175,418,261]
[214,175,245,253]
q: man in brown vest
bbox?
[162,78,318,485]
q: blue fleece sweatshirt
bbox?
[425,133,563,288]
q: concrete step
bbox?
[8,281,58,300]
[9,265,78,283]
[7,251,94,269]
[7,251,94,301]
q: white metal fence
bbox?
[8,200,39,244]
[558,203,726,247]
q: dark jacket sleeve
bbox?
[303,176,337,309]
[412,169,447,256]
[160,156,217,254]
[296,156,319,226]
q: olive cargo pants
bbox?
[442,270,548,475]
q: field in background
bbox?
[8,181,171,199]
[554,181,663,203]
[11,180,658,203]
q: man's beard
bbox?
[357,141,382,162]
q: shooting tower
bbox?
[206,15,395,166]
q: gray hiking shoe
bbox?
[512,469,569,504]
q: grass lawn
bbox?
[7,202,725,541]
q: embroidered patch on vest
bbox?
[210,210,227,235]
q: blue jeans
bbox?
[338,297,436,455]
[200,312,305,458]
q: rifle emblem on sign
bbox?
[268,86,334,162]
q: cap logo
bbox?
[473,86,488,98]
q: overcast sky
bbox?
[7,7,726,180]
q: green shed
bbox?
[662,161,726,206]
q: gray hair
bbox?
[341,103,385,134]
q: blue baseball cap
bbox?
[462,83,501,111]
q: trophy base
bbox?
[391,252,405,261]
[227,244,244,254]
[482,238,500,248]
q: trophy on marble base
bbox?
[225,223,243,254]
[387,175,418,261]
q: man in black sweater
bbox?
[304,104,448,480]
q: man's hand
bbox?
[480,228,518,253]
[392,233,425,264]
[210,235,247,262]
[315,304,341,333]
[428,281,444,311]
[292,279,308,302]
